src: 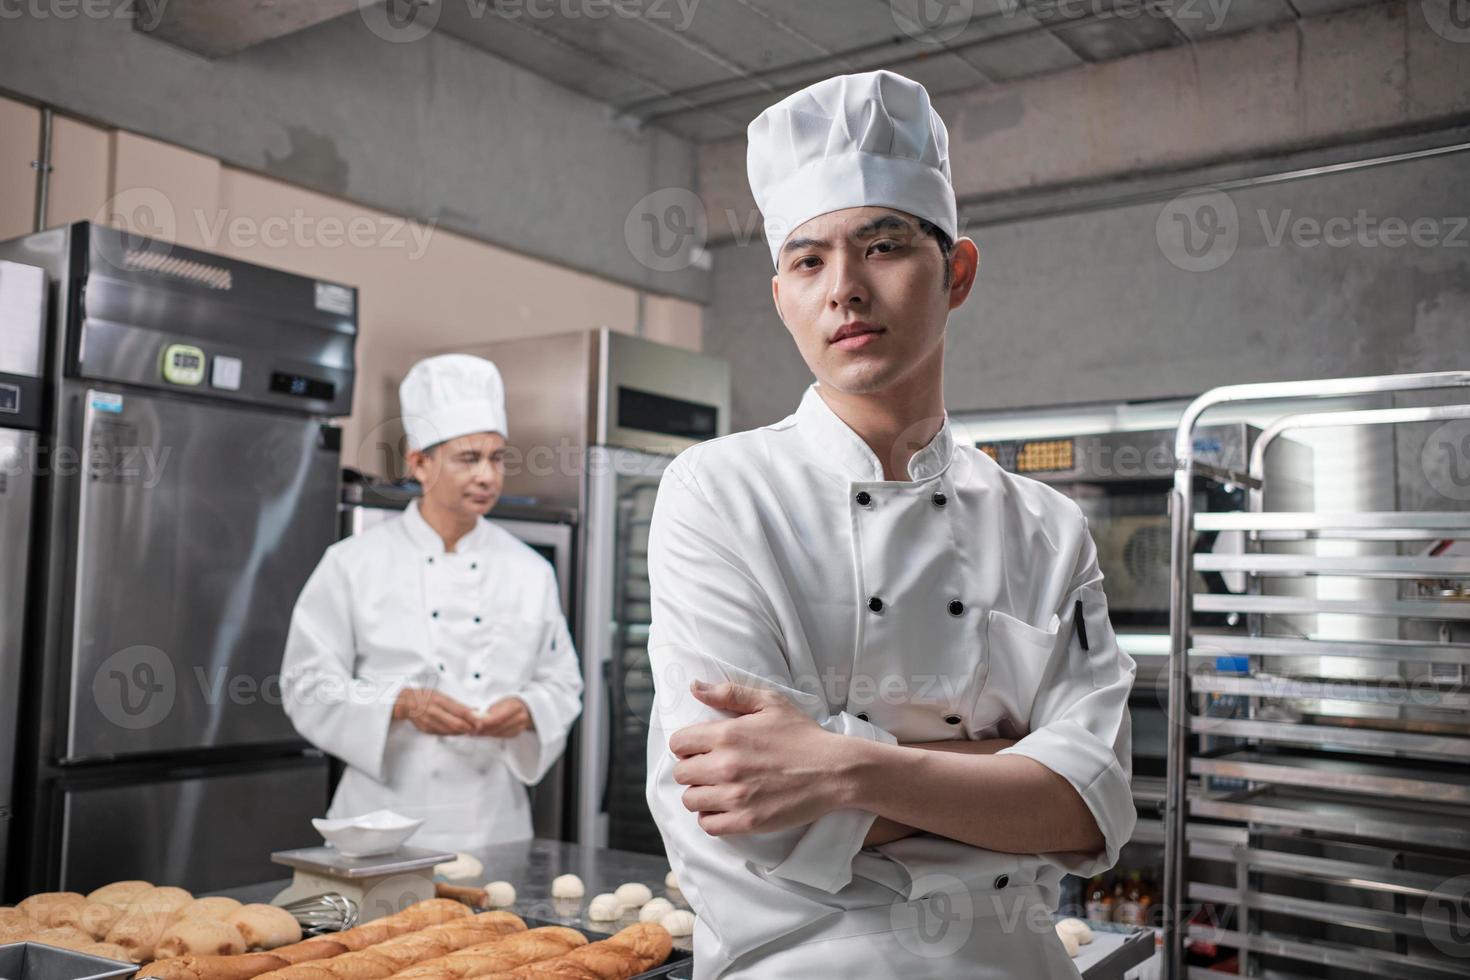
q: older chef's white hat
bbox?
[747,70,957,266]
[399,354,508,452]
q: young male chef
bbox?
[645,71,1136,977]
[283,354,583,852]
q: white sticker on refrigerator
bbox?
[90,391,124,414]
[314,282,354,315]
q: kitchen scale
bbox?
[271,846,456,922]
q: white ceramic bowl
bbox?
[312,810,423,858]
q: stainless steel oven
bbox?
[959,416,1313,866]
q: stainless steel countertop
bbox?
[217,838,1155,977]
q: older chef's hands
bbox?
[393,688,480,735]
[476,696,534,738]
[669,680,849,837]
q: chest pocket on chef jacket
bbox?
[968,609,1062,738]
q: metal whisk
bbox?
[281,893,359,935]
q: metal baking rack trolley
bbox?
[1162,370,1470,980]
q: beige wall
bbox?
[0,94,704,475]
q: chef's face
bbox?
[771,207,977,396]
[408,431,506,520]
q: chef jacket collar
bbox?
[403,497,495,555]
[795,383,954,483]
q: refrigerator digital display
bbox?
[0,383,17,414]
[270,371,335,401]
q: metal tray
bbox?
[519,918,691,980]
[0,942,137,980]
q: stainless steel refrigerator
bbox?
[455,328,730,852]
[0,259,47,896]
[0,222,357,898]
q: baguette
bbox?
[135,899,474,980]
[246,912,525,980]
[484,924,671,980]
[388,928,587,980]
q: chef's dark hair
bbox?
[917,219,955,289]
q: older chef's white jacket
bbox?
[645,384,1136,979]
[283,499,583,851]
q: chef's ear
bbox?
[405,445,435,486]
[947,237,979,311]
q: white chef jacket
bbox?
[645,384,1136,979]
[282,499,583,851]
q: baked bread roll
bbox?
[88,882,154,907]
[18,892,87,928]
[175,898,244,925]
[388,927,587,980]
[157,918,249,958]
[486,923,671,979]
[34,926,96,950]
[226,904,302,950]
[82,942,137,961]
[107,905,177,962]
[132,887,195,914]
[54,900,126,939]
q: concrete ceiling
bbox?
[137,0,1391,141]
[429,0,1391,141]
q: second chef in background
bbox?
[282,354,583,851]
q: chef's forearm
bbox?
[857,738,1016,847]
[841,739,1105,855]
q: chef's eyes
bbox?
[790,240,905,272]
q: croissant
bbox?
[484,924,671,980]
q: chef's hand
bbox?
[477,697,534,738]
[393,688,480,736]
[670,680,848,837]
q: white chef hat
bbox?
[747,70,957,266]
[398,354,508,452]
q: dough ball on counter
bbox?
[226,903,302,950]
[550,874,585,900]
[660,910,694,938]
[434,853,484,881]
[86,882,153,908]
[170,897,242,924]
[663,870,680,893]
[79,942,135,962]
[34,926,94,950]
[638,899,675,924]
[18,893,86,928]
[586,894,624,922]
[155,918,247,958]
[613,883,652,908]
[1054,917,1093,946]
[1055,925,1080,958]
[483,882,516,908]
